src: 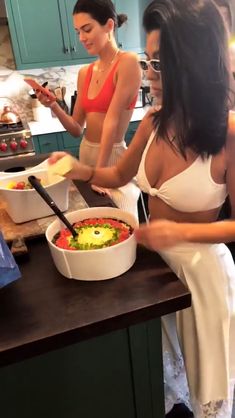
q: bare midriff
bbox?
[149,196,222,223]
[85,109,133,144]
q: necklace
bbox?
[95,49,120,83]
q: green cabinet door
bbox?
[6,0,71,68]
[125,121,139,146]
[33,122,138,156]
[33,132,81,156]
[32,136,41,155]
[0,321,164,418]
[115,0,152,53]
[6,0,93,69]
[57,131,82,157]
[33,133,60,154]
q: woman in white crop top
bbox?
[49,0,235,416]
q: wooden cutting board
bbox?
[0,183,88,242]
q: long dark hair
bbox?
[73,0,127,28]
[143,0,232,157]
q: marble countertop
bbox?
[28,106,150,136]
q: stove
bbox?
[0,98,34,159]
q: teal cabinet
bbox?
[33,121,138,156]
[32,136,41,155]
[115,0,152,53]
[32,133,60,154]
[33,131,81,156]
[6,0,91,70]
[5,0,151,70]
[0,320,164,418]
[125,121,139,146]
[57,131,82,157]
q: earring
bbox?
[108,32,111,42]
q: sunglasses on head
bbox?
[139,59,161,73]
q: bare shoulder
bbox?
[136,109,155,144]
[225,111,235,166]
[227,111,235,146]
[228,110,235,132]
[146,106,158,117]
[115,51,141,89]
[118,51,139,68]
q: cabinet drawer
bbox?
[36,133,60,154]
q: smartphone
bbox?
[24,78,56,101]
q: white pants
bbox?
[158,242,235,417]
[79,137,140,220]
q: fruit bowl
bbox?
[0,169,70,223]
[45,207,138,281]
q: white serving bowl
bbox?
[0,168,70,223]
[45,207,138,281]
[0,158,49,178]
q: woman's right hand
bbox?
[48,152,93,181]
[48,151,68,165]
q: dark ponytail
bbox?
[117,13,128,28]
[73,0,128,28]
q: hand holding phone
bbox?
[24,78,56,101]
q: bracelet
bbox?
[85,167,94,183]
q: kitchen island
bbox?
[0,155,191,418]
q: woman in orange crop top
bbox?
[37,0,141,218]
[49,1,235,417]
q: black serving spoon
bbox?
[28,175,77,238]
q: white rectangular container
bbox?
[0,169,70,223]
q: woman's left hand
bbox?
[134,219,185,250]
[91,184,112,198]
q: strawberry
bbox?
[15,181,26,190]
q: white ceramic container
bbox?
[0,158,49,178]
[0,169,70,223]
[45,207,138,281]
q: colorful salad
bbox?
[6,178,44,190]
[53,217,133,251]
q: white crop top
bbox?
[136,131,227,213]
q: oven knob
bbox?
[10,140,18,151]
[0,141,8,152]
[20,139,28,149]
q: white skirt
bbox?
[158,242,235,418]
[79,137,140,220]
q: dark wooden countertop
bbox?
[0,154,191,367]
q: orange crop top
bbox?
[81,58,137,113]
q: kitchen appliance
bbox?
[0,98,34,159]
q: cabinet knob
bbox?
[64,47,69,54]
[71,46,76,52]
